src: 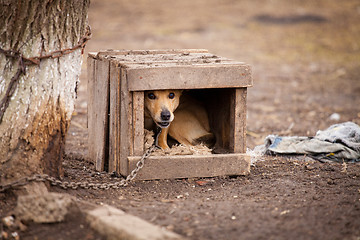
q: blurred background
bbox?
[74,0,360,150]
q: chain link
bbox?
[0,130,162,192]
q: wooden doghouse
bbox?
[87,49,253,180]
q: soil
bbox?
[1,0,360,239]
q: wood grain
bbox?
[128,153,250,180]
[87,57,96,164]
[93,60,110,171]
[229,88,247,153]
[132,91,144,156]
[109,62,121,172]
[119,67,130,175]
[126,64,252,91]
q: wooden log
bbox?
[128,153,250,180]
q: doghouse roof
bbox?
[88,49,252,91]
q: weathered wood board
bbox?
[229,88,247,153]
[128,154,250,180]
[126,64,252,91]
[88,59,110,171]
[87,57,95,161]
[109,62,121,173]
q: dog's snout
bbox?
[161,110,171,121]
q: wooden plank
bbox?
[108,62,121,172]
[229,88,247,153]
[94,60,110,171]
[128,91,134,156]
[126,64,252,91]
[132,91,144,156]
[91,50,235,67]
[87,57,96,164]
[96,49,209,58]
[109,54,230,66]
[128,154,250,180]
[119,67,130,175]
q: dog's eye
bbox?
[147,93,156,100]
[168,92,175,99]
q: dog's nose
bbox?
[161,110,171,121]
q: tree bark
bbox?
[0,0,90,184]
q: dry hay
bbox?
[144,129,212,156]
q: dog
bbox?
[144,90,214,149]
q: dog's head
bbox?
[144,90,183,128]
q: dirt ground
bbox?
[2,0,360,239]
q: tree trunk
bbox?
[0,0,90,184]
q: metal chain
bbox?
[0,129,162,192]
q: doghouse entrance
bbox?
[87,49,252,180]
[185,88,247,154]
[154,88,247,154]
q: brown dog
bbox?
[144,90,214,149]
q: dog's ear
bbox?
[174,89,183,96]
